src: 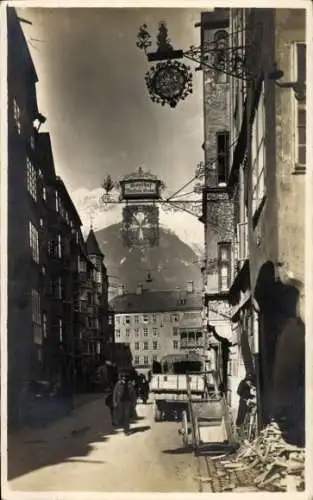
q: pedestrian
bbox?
[112,372,136,434]
[235,373,255,428]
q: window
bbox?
[108,315,113,326]
[57,234,62,258]
[57,277,63,300]
[172,327,178,336]
[31,289,41,324]
[55,191,60,212]
[144,341,148,350]
[26,158,37,201]
[135,342,139,350]
[152,355,158,362]
[143,314,149,323]
[39,217,44,228]
[143,328,148,336]
[171,314,179,323]
[251,83,265,216]
[115,316,120,324]
[295,43,306,167]
[152,313,157,323]
[32,289,42,345]
[134,356,140,365]
[59,319,63,342]
[216,132,230,184]
[125,315,131,325]
[13,98,21,134]
[134,315,139,323]
[115,329,120,338]
[173,340,178,350]
[153,328,158,336]
[153,341,158,350]
[42,186,47,201]
[42,313,48,338]
[135,328,139,336]
[126,329,130,337]
[144,356,149,365]
[30,134,35,150]
[29,221,39,263]
[218,242,231,292]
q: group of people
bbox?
[105,370,150,435]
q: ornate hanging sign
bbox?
[145,60,193,108]
[122,205,159,248]
[120,166,163,201]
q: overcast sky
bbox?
[18,7,205,196]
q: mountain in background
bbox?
[71,187,204,259]
[95,223,202,297]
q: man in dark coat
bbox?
[235,373,255,427]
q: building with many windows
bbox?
[109,285,203,376]
[7,8,113,427]
[227,8,306,440]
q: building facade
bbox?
[197,9,236,408]
[227,8,306,440]
[7,8,113,427]
[110,285,204,376]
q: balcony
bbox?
[180,338,204,349]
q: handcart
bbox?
[179,370,237,454]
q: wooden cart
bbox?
[180,371,236,454]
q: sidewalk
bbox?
[7,395,113,481]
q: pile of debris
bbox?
[220,421,305,492]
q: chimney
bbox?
[118,284,126,296]
[136,282,144,295]
[185,281,194,294]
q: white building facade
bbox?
[110,289,204,375]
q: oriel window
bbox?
[216,132,230,185]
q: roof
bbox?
[7,8,38,83]
[86,229,104,257]
[109,290,202,313]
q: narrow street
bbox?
[8,397,204,492]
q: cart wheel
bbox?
[181,410,189,447]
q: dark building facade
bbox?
[7,8,113,427]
